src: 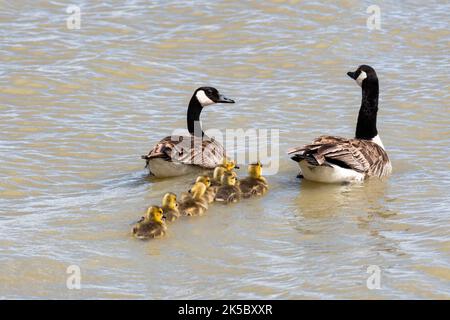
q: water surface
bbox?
[0,0,449,299]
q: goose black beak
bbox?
[216,94,235,103]
[347,71,357,80]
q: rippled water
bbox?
[0,0,449,299]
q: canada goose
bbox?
[179,182,209,216]
[215,171,241,203]
[132,206,167,239]
[239,162,268,198]
[142,87,235,177]
[161,192,180,222]
[288,65,392,183]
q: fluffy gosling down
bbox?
[195,175,216,204]
[179,182,209,216]
[132,206,167,240]
[215,171,241,203]
[239,162,268,198]
[162,192,180,222]
[211,166,225,187]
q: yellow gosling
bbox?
[132,206,167,240]
[162,192,180,222]
[195,175,216,203]
[179,182,208,216]
[214,171,241,203]
[211,166,225,186]
[239,162,268,198]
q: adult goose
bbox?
[288,65,392,183]
[142,87,235,177]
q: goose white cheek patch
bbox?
[356,71,367,87]
[196,90,215,107]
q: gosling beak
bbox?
[347,71,357,80]
[162,215,167,221]
[234,165,240,169]
[216,94,235,104]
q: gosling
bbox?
[211,166,225,187]
[132,206,167,240]
[195,175,217,203]
[162,192,180,222]
[179,182,209,216]
[239,162,268,198]
[214,171,241,203]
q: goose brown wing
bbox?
[288,136,391,177]
[288,136,350,167]
[142,135,225,169]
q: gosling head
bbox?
[162,192,178,210]
[190,182,207,199]
[145,206,164,223]
[195,175,211,188]
[221,171,237,186]
[213,166,226,182]
[248,161,263,178]
[347,65,378,88]
[194,87,235,107]
[221,157,238,171]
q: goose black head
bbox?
[194,87,235,107]
[347,65,378,87]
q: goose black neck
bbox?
[187,96,204,137]
[355,79,379,140]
